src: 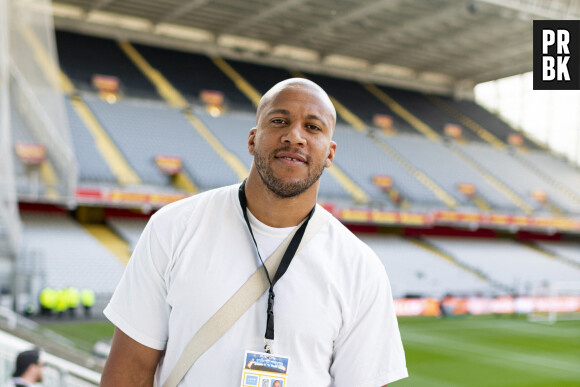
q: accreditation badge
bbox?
[240,350,290,387]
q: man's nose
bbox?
[282,122,305,145]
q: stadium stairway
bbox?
[425,95,506,150]
[212,57,262,107]
[363,81,533,212]
[448,144,534,214]
[68,96,142,186]
[364,83,495,209]
[512,151,580,208]
[363,83,440,141]
[408,238,514,294]
[119,41,248,184]
[519,242,580,271]
[81,224,132,266]
[371,137,458,209]
[22,25,141,188]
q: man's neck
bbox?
[244,172,318,228]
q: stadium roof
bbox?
[51,0,580,95]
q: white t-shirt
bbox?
[104,184,407,386]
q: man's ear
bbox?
[248,128,257,156]
[325,141,337,168]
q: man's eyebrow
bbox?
[265,109,329,126]
[265,109,290,116]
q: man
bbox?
[101,78,407,386]
[9,349,43,387]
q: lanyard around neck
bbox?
[238,179,315,353]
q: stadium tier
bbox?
[360,234,500,298]
[45,30,580,216]
[535,241,580,266]
[65,99,118,184]
[436,96,542,149]
[375,85,482,142]
[298,71,417,134]
[425,237,580,293]
[7,29,580,305]
[55,30,159,100]
[378,133,524,212]
[517,149,580,199]
[83,95,239,189]
[458,142,580,214]
[19,211,125,294]
[332,127,442,207]
[131,43,254,110]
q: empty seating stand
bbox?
[332,126,441,207]
[426,237,580,293]
[301,72,417,134]
[380,133,521,212]
[376,85,482,142]
[459,142,580,214]
[536,241,580,266]
[84,96,239,190]
[222,58,293,95]
[20,212,125,294]
[65,99,118,184]
[360,235,498,298]
[518,150,580,199]
[132,43,254,111]
[439,96,540,149]
[56,30,159,100]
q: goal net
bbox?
[528,281,580,324]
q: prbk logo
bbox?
[533,20,580,90]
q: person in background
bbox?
[38,288,57,317]
[8,349,44,387]
[66,287,81,318]
[80,288,95,318]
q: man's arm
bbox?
[100,327,164,386]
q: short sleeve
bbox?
[103,216,171,350]
[330,253,408,387]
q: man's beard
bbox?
[254,147,325,198]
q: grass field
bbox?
[397,315,580,387]
[40,315,580,386]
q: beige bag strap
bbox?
[162,204,331,387]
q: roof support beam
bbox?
[475,0,580,20]
[275,0,400,46]
[223,0,306,35]
[155,0,212,24]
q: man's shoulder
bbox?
[325,214,371,251]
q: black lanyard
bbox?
[238,180,315,353]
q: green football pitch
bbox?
[41,314,580,386]
[396,315,580,387]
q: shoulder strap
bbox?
[163,204,331,387]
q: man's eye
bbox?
[271,119,286,124]
[307,124,321,131]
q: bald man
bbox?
[101,78,407,386]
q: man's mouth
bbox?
[276,152,307,163]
